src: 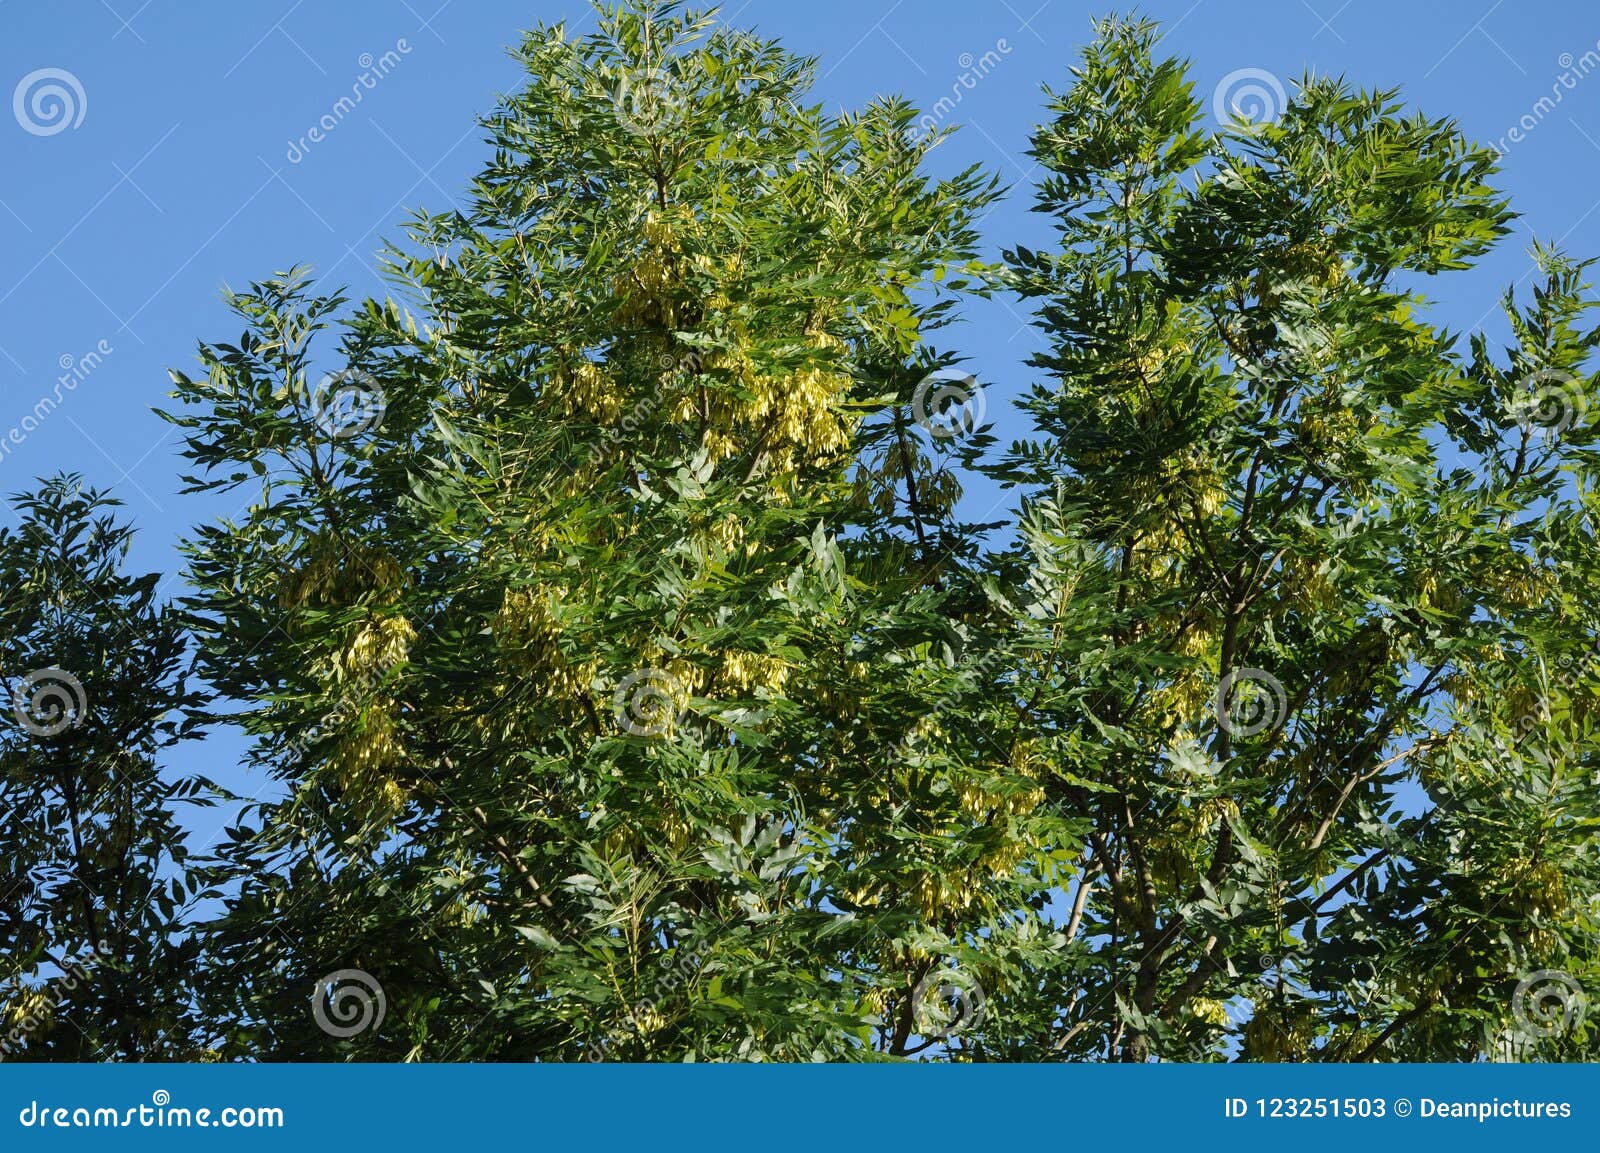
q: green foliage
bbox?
[0,477,209,1060]
[164,0,1038,1061]
[991,15,1597,1061]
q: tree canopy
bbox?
[2,2,1597,1062]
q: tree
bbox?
[0,477,207,1061]
[163,0,1063,1060]
[988,16,1599,1060]
[14,2,1588,1063]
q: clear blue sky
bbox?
[4,0,1598,809]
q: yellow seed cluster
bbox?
[662,657,706,698]
[752,361,853,459]
[614,213,690,328]
[912,872,978,919]
[719,650,791,693]
[1,988,54,1039]
[1193,478,1225,518]
[1502,686,1540,726]
[495,587,561,655]
[631,643,709,700]
[686,513,746,556]
[1196,796,1240,828]
[281,541,406,610]
[956,780,1046,821]
[1521,927,1563,956]
[1175,626,1213,659]
[317,614,416,829]
[1148,796,1240,883]
[853,445,964,519]
[659,815,693,854]
[1515,859,1569,916]
[326,703,409,824]
[904,832,1044,920]
[494,587,595,697]
[1489,568,1551,610]
[435,867,485,928]
[335,616,416,681]
[1136,345,1175,380]
[1254,242,1347,306]
[610,209,858,481]
[976,839,1033,880]
[669,342,855,471]
[629,1005,667,1036]
[1417,572,1455,615]
[1301,408,1364,453]
[1094,451,1232,568]
[1285,558,1338,612]
[1243,1006,1318,1061]
[1150,674,1210,730]
[555,362,623,423]
[841,767,1056,920]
